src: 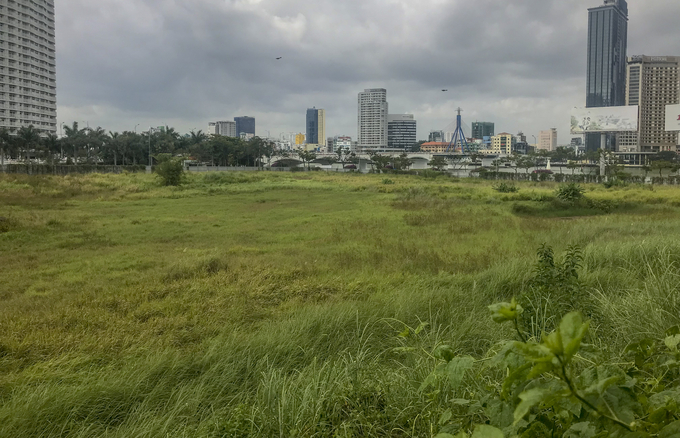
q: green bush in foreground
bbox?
[425,301,680,438]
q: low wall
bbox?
[1,164,147,175]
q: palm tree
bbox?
[85,127,108,164]
[189,130,207,146]
[108,131,121,166]
[16,125,41,163]
[63,122,87,165]
[41,133,60,165]
[0,127,11,170]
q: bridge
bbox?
[268,151,503,171]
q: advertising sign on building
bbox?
[665,104,680,131]
[570,106,639,133]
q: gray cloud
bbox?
[55,0,680,143]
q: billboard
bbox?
[665,104,680,131]
[570,106,639,133]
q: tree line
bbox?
[0,123,277,167]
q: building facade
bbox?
[295,133,305,146]
[622,55,680,152]
[491,133,516,155]
[208,121,236,137]
[387,114,416,151]
[305,108,326,147]
[471,122,494,139]
[420,142,448,153]
[357,88,388,151]
[0,0,57,134]
[333,136,353,153]
[428,130,444,142]
[586,0,628,151]
[538,128,558,151]
[234,116,255,138]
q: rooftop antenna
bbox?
[446,107,469,153]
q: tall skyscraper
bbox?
[234,116,255,138]
[0,0,57,134]
[621,56,680,152]
[357,88,388,151]
[471,122,494,139]
[586,0,628,151]
[387,114,417,150]
[305,108,326,147]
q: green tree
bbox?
[41,133,60,165]
[155,153,185,186]
[428,156,448,171]
[393,153,412,171]
[189,130,207,147]
[566,160,578,175]
[583,149,600,164]
[516,155,536,175]
[295,148,317,170]
[16,125,41,163]
[63,122,87,165]
[651,160,674,178]
[335,146,348,167]
[84,127,108,164]
[370,153,391,172]
[0,127,11,168]
[412,140,427,152]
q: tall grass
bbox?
[2,172,680,436]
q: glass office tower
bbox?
[585,0,628,151]
[234,116,255,138]
[305,108,326,147]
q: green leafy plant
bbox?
[154,154,185,186]
[493,183,519,193]
[424,299,680,438]
[555,183,585,203]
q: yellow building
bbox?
[490,133,515,154]
[295,133,306,145]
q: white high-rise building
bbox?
[0,0,57,134]
[621,55,680,152]
[208,121,236,137]
[357,88,388,151]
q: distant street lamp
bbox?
[134,124,140,134]
[147,127,159,172]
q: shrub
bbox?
[155,154,185,186]
[555,183,585,203]
[492,182,519,193]
[0,216,15,233]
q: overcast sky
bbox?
[55,0,680,144]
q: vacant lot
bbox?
[1,172,679,437]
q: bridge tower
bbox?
[446,107,470,153]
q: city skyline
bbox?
[52,1,680,145]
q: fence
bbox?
[0,164,147,175]
[474,170,680,185]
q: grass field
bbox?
[1,171,680,437]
